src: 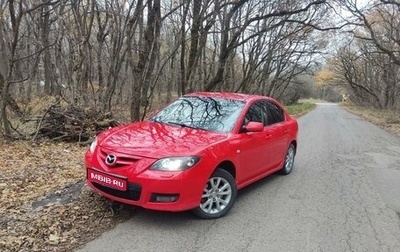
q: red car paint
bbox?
[85,92,298,212]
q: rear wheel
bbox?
[280,143,295,175]
[192,169,237,219]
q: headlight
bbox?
[150,156,201,171]
[89,137,97,153]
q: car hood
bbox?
[98,121,228,158]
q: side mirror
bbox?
[245,121,264,132]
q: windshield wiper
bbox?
[149,118,163,123]
[167,121,201,130]
[150,119,200,130]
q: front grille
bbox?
[92,182,142,201]
[99,148,140,168]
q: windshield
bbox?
[150,96,246,133]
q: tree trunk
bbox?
[130,0,161,121]
[41,4,54,95]
[0,74,10,136]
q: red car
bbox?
[85,92,298,219]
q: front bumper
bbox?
[85,166,209,212]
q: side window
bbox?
[244,102,267,126]
[266,101,284,125]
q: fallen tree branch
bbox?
[33,103,121,142]
[32,100,62,142]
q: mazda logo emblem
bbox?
[105,154,117,166]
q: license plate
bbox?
[87,169,127,191]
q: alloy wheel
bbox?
[199,177,232,214]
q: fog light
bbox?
[150,193,179,203]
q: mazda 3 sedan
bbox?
[85,92,298,219]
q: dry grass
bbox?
[286,103,317,118]
[343,105,400,137]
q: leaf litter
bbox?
[0,141,133,252]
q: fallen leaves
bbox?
[1,142,82,211]
[0,141,132,252]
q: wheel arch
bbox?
[291,140,297,153]
[215,160,236,179]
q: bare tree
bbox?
[0,0,60,137]
[204,0,328,91]
[330,0,400,108]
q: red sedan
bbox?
[85,92,298,219]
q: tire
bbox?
[280,143,295,175]
[192,169,237,219]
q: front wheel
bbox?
[192,169,237,219]
[280,143,295,175]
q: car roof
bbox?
[184,92,269,102]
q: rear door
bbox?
[264,101,288,168]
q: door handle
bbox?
[265,134,272,139]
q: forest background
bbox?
[1,0,399,139]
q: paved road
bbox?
[77,104,400,252]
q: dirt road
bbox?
[77,103,400,252]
